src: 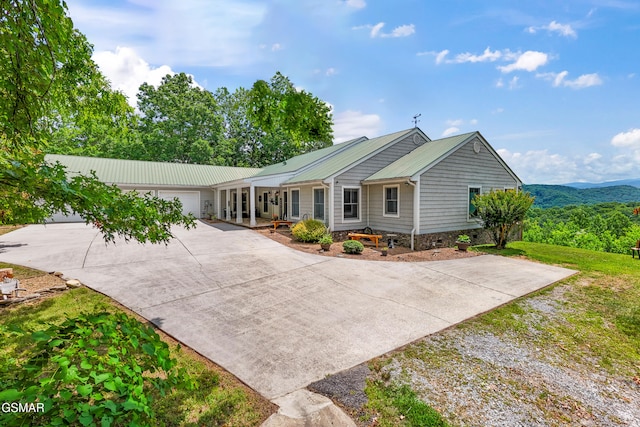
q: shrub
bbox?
[343,240,364,254]
[318,234,333,245]
[291,219,327,242]
[0,311,194,427]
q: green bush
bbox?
[343,240,364,254]
[291,219,327,242]
[0,311,194,427]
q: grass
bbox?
[366,241,640,426]
[0,284,274,426]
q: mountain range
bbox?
[523,184,640,209]
[562,178,640,189]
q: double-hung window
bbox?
[384,185,399,217]
[313,188,325,220]
[291,189,300,218]
[343,187,359,220]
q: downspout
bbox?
[327,179,335,232]
[321,182,330,230]
[407,179,419,251]
[367,185,370,227]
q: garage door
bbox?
[48,210,84,223]
[158,191,200,217]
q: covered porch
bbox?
[214,181,290,227]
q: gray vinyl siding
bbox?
[333,134,419,231]
[367,184,414,233]
[288,185,318,221]
[419,137,519,233]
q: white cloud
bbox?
[498,51,548,73]
[446,119,464,127]
[344,0,366,8]
[66,0,267,67]
[333,110,383,143]
[537,71,603,89]
[355,22,415,38]
[497,148,579,183]
[496,78,504,88]
[584,153,602,164]
[527,20,577,38]
[271,43,283,51]
[325,67,338,76]
[453,47,502,63]
[509,76,520,89]
[93,47,178,106]
[435,49,449,64]
[386,24,415,38]
[611,128,640,147]
[442,127,460,137]
[470,119,478,125]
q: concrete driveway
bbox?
[1,222,576,401]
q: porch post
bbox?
[225,190,231,221]
[249,183,256,226]
[236,186,243,223]
[215,188,220,219]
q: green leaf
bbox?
[77,384,93,396]
[104,381,116,391]
[32,330,51,341]
[80,360,92,370]
[103,400,117,413]
[79,413,94,426]
[93,373,110,384]
[141,342,155,356]
[0,389,21,400]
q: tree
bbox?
[1,0,194,243]
[137,73,223,164]
[248,72,333,165]
[473,190,534,249]
[46,67,144,160]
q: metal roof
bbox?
[251,136,368,178]
[45,154,262,187]
[284,128,415,184]
[363,132,477,182]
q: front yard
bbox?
[312,242,640,426]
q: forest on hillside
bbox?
[523,184,640,209]
[523,202,640,254]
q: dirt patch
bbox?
[255,228,482,262]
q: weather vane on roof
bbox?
[412,113,421,128]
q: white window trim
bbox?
[290,188,301,219]
[467,185,482,222]
[312,187,325,221]
[342,185,362,223]
[383,184,400,218]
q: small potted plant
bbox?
[456,234,471,251]
[381,246,388,257]
[319,234,333,251]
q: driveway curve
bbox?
[0,222,576,400]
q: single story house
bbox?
[46,127,522,249]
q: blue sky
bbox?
[65,0,640,184]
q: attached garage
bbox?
[158,190,201,217]
[43,154,262,222]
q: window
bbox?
[343,187,359,220]
[263,192,269,212]
[384,185,399,217]
[468,186,481,220]
[313,188,325,220]
[291,189,300,218]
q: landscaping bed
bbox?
[256,228,482,262]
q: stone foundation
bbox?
[331,225,522,251]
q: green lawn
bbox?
[362,241,640,426]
